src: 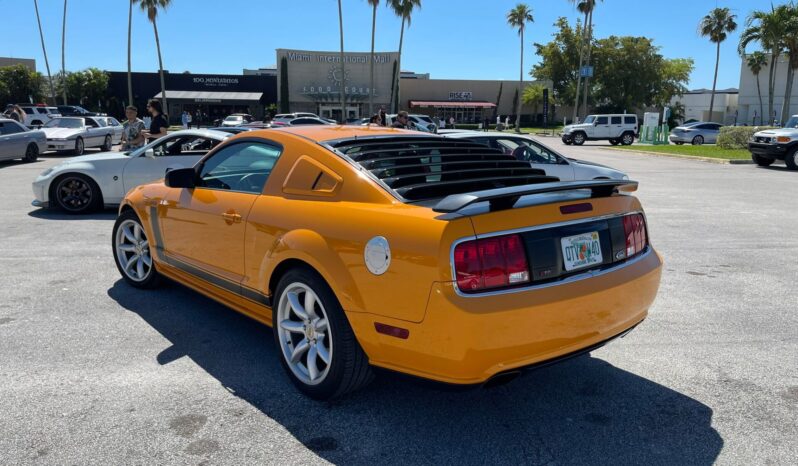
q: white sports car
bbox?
[32,129,231,213]
[41,117,118,155]
[443,131,629,181]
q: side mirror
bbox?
[165,167,196,189]
[593,120,599,126]
[144,148,155,159]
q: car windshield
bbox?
[784,116,798,128]
[224,116,242,121]
[44,118,83,128]
[582,116,596,124]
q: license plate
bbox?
[561,231,603,271]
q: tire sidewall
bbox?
[25,143,38,162]
[75,137,84,155]
[621,133,634,145]
[572,132,586,145]
[103,135,112,151]
[786,148,798,170]
[692,135,703,145]
[111,210,161,288]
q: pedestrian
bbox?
[195,109,202,129]
[449,116,455,130]
[484,116,491,132]
[505,115,510,129]
[369,114,381,125]
[121,106,146,151]
[186,111,192,129]
[378,106,387,126]
[143,99,168,142]
[391,111,411,129]
[6,104,26,124]
[433,115,440,130]
[181,111,188,129]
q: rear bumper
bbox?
[349,248,663,384]
[748,142,790,160]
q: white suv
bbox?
[562,114,638,146]
[20,105,61,127]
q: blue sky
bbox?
[2,0,769,90]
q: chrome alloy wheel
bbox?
[276,283,332,386]
[114,219,152,282]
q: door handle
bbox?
[222,211,242,224]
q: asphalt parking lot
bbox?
[1,142,796,465]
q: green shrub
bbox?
[717,126,775,149]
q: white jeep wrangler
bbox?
[561,114,638,146]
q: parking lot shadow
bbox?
[27,208,116,221]
[108,280,723,465]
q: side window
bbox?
[611,116,622,125]
[624,116,637,125]
[513,140,561,164]
[197,142,282,194]
[85,119,98,128]
[23,108,34,114]
[1,122,25,135]
[35,108,47,114]
[596,116,609,125]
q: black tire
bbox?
[609,139,619,146]
[621,132,635,146]
[785,148,798,170]
[24,143,39,163]
[674,142,684,145]
[572,132,586,146]
[51,173,102,214]
[751,153,775,167]
[112,209,162,289]
[101,134,112,151]
[73,137,85,155]
[691,135,704,146]
[561,136,573,145]
[273,267,373,400]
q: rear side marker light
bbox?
[622,214,647,257]
[454,233,530,293]
[374,322,409,339]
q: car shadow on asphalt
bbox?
[27,208,117,221]
[108,280,723,465]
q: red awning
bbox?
[409,101,496,108]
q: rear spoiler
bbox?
[432,180,638,213]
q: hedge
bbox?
[717,126,775,149]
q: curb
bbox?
[601,147,754,165]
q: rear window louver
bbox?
[331,137,557,201]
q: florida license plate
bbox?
[561,231,603,271]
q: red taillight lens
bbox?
[454,234,530,293]
[622,214,647,257]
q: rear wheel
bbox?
[273,267,373,400]
[24,143,39,163]
[691,135,704,145]
[674,141,684,145]
[621,132,635,146]
[751,153,775,167]
[73,137,85,155]
[112,210,162,288]
[52,173,101,214]
[609,139,619,146]
[785,148,798,170]
[101,134,112,151]
[572,132,586,146]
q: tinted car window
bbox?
[198,142,282,194]
[596,116,609,125]
[624,116,636,125]
[23,108,34,114]
[0,121,26,135]
[611,116,622,125]
[291,118,323,125]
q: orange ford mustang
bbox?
[112,126,662,399]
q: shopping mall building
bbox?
[106,48,559,124]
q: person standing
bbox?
[378,106,387,127]
[143,99,168,142]
[194,109,202,129]
[449,116,455,129]
[121,106,146,151]
[181,111,188,129]
[186,111,192,129]
[391,111,410,129]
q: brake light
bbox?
[622,214,647,257]
[454,234,530,292]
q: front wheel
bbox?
[273,267,373,400]
[751,153,775,167]
[101,135,112,151]
[785,148,798,170]
[572,132,586,146]
[112,210,162,288]
[609,139,619,146]
[52,173,101,214]
[561,136,573,145]
[621,133,635,146]
[73,137,85,155]
[24,143,39,162]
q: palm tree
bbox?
[337,0,346,123]
[569,0,598,122]
[389,0,421,113]
[367,0,380,117]
[127,0,134,108]
[739,7,784,125]
[746,51,768,125]
[522,83,545,123]
[136,0,171,118]
[33,0,56,105]
[61,0,68,105]
[507,4,534,133]
[699,7,737,123]
[777,4,798,126]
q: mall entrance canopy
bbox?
[153,90,265,121]
[409,101,497,124]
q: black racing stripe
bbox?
[148,205,166,261]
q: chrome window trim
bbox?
[448,211,649,298]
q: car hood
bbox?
[58,151,129,166]
[754,128,798,137]
[563,123,593,132]
[41,127,82,138]
[568,158,613,169]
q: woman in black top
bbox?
[144,99,168,141]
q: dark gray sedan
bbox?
[669,122,723,145]
[0,118,47,162]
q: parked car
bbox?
[445,131,629,181]
[40,116,118,155]
[561,114,638,146]
[220,113,256,127]
[19,104,61,127]
[32,129,231,213]
[0,118,47,163]
[95,116,124,145]
[385,113,437,133]
[669,122,722,145]
[56,105,105,117]
[275,113,337,124]
[748,115,798,169]
[269,117,334,127]
[111,126,662,400]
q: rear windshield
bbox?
[330,137,554,202]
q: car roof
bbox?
[253,125,429,143]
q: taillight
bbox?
[454,234,530,293]
[622,214,647,257]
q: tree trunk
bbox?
[61,0,68,105]
[127,0,133,108]
[369,4,376,117]
[755,73,764,125]
[768,53,779,125]
[394,18,406,114]
[34,0,56,105]
[515,28,523,133]
[781,59,795,127]
[153,20,168,120]
[708,41,720,122]
[581,8,594,118]
[338,0,346,123]
[573,12,588,123]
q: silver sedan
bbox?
[0,118,47,162]
[669,122,722,145]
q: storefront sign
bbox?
[286,51,390,65]
[449,92,473,101]
[192,77,239,87]
[194,98,222,103]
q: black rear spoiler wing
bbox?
[432,180,638,213]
